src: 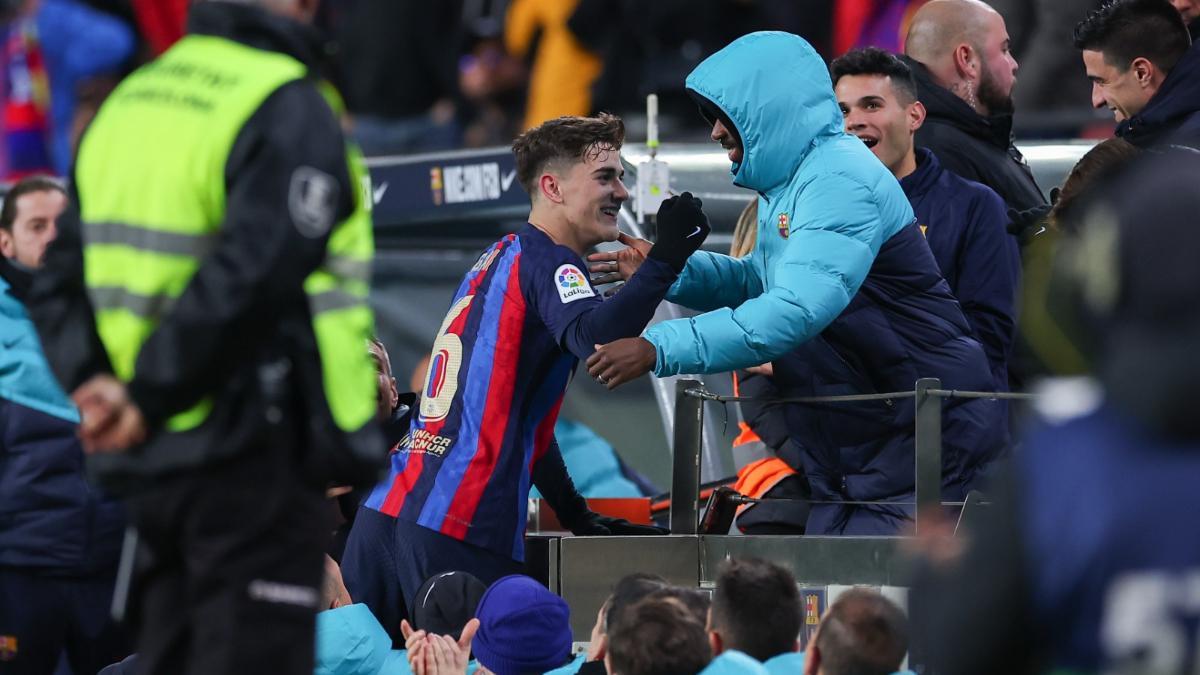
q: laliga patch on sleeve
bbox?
[554,264,596,303]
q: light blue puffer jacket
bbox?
[643,31,915,375]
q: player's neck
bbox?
[528,211,587,256]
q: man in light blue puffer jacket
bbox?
[587,32,1004,534]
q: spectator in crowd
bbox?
[0,175,128,675]
[805,589,910,675]
[28,0,386,672]
[1169,0,1200,37]
[587,31,1003,535]
[607,595,712,675]
[345,113,685,644]
[913,148,1200,675]
[544,573,668,675]
[315,569,487,675]
[2,0,135,177]
[708,558,805,674]
[902,0,1047,218]
[1074,0,1200,149]
[1046,137,1140,230]
[1017,137,1139,379]
[505,0,602,130]
[832,47,1020,398]
[406,574,580,675]
[331,0,463,155]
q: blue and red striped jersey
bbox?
[364,224,605,560]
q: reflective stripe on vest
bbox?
[76,35,376,434]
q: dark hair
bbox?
[1,175,65,231]
[1073,0,1190,74]
[605,573,669,633]
[815,589,908,675]
[830,47,919,104]
[647,585,710,626]
[1050,137,1141,231]
[709,558,802,662]
[511,113,625,197]
[607,596,712,675]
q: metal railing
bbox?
[668,378,1036,535]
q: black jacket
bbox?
[902,56,1046,214]
[1117,42,1200,150]
[30,2,382,491]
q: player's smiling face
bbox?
[559,144,628,247]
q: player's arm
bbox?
[641,175,886,375]
[534,194,711,360]
[532,438,663,535]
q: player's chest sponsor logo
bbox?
[406,428,453,457]
[555,264,595,303]
[777,212,790,239]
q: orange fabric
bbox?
[504,0,603,129]
[733,457,796,500]
[733,421,762,447]
[734,457,797,517]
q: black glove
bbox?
[571,512,668,536]
[648,192,711,272]
[1006,203,1051,244]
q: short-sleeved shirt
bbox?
[364,223,603,560]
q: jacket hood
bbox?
[902,55,1014,150]
[686,31,843,195]
[1119,42,1200,144]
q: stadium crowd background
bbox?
[0,0,1146,180]
[5,1,1200,675]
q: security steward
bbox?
[28,1,383,673]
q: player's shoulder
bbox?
[516,225,597,304]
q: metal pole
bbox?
[670,379,704,534]
[914,378,942,534]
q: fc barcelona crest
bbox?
[778,213,790,239]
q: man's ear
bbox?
[708,629,723,656]
[952,42,978,81]
[0,228,14,260]
[909,100,927,133]
[1130,56,1156,89]
[539,172,565,204]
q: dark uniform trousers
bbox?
[125,440,328,675]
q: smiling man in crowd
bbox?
[832,47,1020,403]
[1075,0,1200,149]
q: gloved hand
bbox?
[570,512,668,536]
[648,192,711,272]
[1006,203,1051,244]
